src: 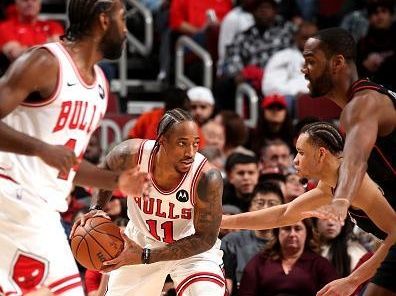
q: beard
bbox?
[100,26,124,60]
[309,66,334,98]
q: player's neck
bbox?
[153,150,183,190]
[327,66,359,108]
[320,156,341,188]
[62,40,102,70]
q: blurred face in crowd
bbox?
[190,101,214,125]
[263,104,287,125]
[249,192,282,212]
[279,221,307,255]
[253,2,277,28]
[316,218,342,241]
[229,163,259,195]
[296,23,318,52]
[16,0,41,21]
[285,173,305,202]
[369,7,393,29]
[202,121,225,151]
[261,143,292,173]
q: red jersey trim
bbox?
[48,274,81,289]
[137,140,148,166]
[176,272,225,295]
[190,158,208,206]
[57,43,96,89]
[0,173,19,184]
[21,46,62,108]
[374,145,396,175]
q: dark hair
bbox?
[252,181,285,204]
[312,28,357,62]
[163,87,190,111]
[63,0,114,41]
[155,108,194,147]
[367,0,394,16]
[314,218,354,277]
[300,121,344,155]
[225,153,258,173]
[218,111,248,150]
[262,218,321,260]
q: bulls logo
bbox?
[10,251,48,294]
[176,189,189,202]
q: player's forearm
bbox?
[0,121,47,156]
[149,232,218,263]
[334,152,367,203]
[221,205,289,230]
[74,160,119,191]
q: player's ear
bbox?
[99,11,111,31]
[318,147,327,162]
[332,54,345,73]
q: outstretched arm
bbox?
[221,183,331,230]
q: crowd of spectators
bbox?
[1,0,393,295]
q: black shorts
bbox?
[371,244,396,292]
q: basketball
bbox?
[70,216,124,271]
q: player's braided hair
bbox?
[301,122,344,155]
[154,108,194,148]
[63,0,114,41]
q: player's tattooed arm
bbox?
[89,139,141,209]
[149,166,223,263]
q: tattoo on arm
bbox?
[91,140,138,209]
[150,168,223,263]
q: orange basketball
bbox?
[70,216,124,271]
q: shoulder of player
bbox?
[197,162,223,189]
[105,139,144,170]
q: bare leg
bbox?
[363,283,396,296]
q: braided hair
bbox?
[154,108,194,148]
[63,0,114,41]
[301,122,344,155]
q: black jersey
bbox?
[347,79,396,240]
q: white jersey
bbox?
[0,42,108,212]
[127,140,208,245]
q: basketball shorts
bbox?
[371,244,396,292]
[0,177,84,296]
[106,222,226,296]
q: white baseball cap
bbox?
[187,86,215,105]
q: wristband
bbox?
[142,247,151,264]
[89,204,103,211]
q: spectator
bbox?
[217,0,255,76]
[220,204,242,239]
[201,120,226,152]
[239,219,339,296]
[0,0,64,63]
[258,139,294,175]
[284,172,306,202]
[187,86,215,126]
[223,153,260,212]
[262,22,318,115]
[221,182,284,295]
[248,94,294,154]
[315,218,368,277]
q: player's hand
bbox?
[118,166,151,197]
[69,209,110,238]
[101,232,143,271]
[316,276,359,296]
[302,198,350,225]
[37,143,78,176]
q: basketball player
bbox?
[73,108,225,296]
[302,28,396,296]
[221,122,396,296]
[0,1,148,295]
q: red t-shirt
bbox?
[170,0,232,30]
[0,17,64,49]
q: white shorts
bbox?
[0,177,84,296]
[106,222,226,296]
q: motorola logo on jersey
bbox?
[176,189,189,202]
